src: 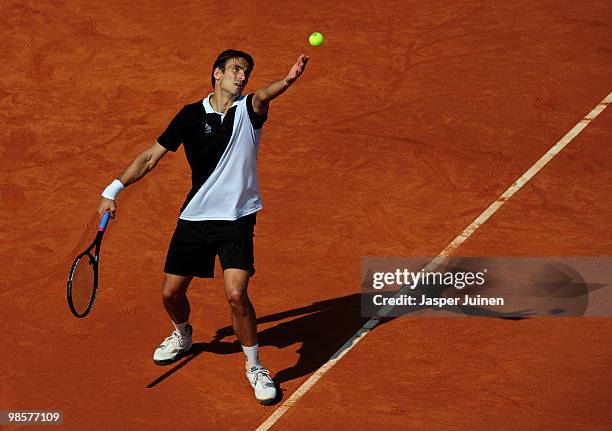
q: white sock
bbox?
[173,321,190,337]
[242,343,261,369]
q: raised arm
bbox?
[251,54,309,116]
[97,141,169,217]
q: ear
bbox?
[213,67,223,82]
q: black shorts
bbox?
[164,213,256,278]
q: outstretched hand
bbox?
[284,54,309,85]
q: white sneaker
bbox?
[246,364,277,405]
[153,325,192,365]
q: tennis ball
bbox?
[309,32,324,47]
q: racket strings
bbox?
[70,256,96,314]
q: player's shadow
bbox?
[146,290,531,393]
[215,293,393,385]
[146,293,391,391]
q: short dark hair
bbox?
[211,49,254,88]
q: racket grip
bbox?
[98,212,111,231]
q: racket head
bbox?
[67,251,98,318]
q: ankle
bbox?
[242,343,261,369]
[173,321,191,337]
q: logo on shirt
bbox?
[203,122,213,135]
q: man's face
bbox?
[215,57,250,96]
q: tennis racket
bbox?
[67,212,111,318]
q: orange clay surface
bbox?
[1,0,611,430]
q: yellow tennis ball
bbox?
[309,32,324,47]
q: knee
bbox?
[227,289,248,312]
[162,283,186,304]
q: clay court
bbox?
[1,0,611,429]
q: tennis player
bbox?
[97,49,309,404]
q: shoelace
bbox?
[252,368,274,386]
[160,331,187,349]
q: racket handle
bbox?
[98,212,111,231]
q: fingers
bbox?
[298,54,309,68]
[108,201,116,218]
[292,54,309,77]
[98,198,117,218]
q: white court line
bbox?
[256,91,612,431]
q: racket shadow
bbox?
[145,340,240,388]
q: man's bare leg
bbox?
[223,268,257,346]
[153,273,193,365]
[161,273,193,324]
[224,268,276,404]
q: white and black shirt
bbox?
[157,93,267,221]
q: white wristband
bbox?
[101,179,125,200]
